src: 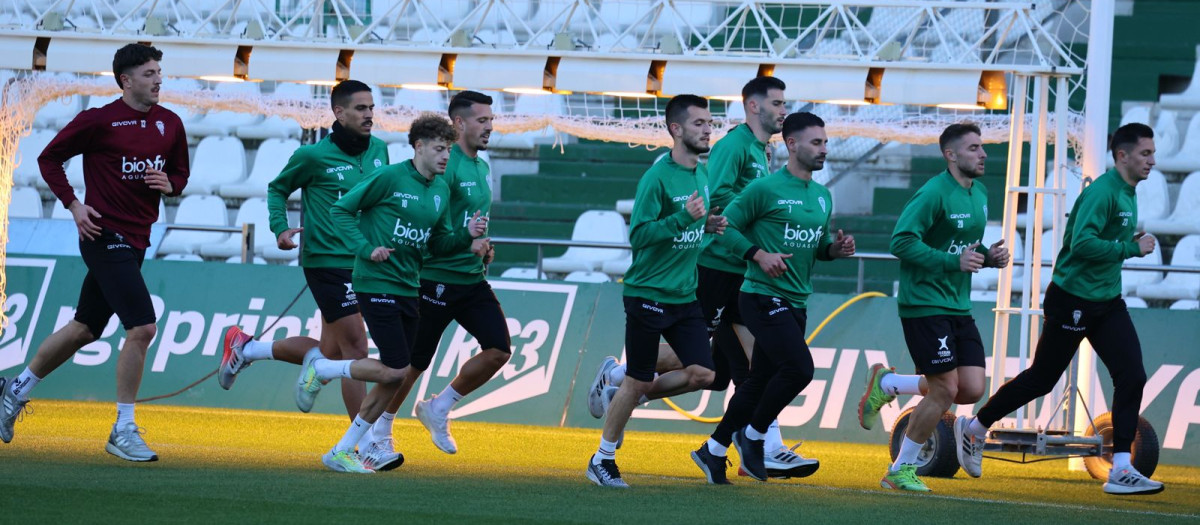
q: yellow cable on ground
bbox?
[661,291,888,423]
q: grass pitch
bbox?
[0,400,1197,524]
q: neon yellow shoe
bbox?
[881,464,931,492]
[322,450,374,474]
[858,364,896,430]
[295,349,326,413]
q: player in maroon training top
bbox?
[0,44,189,462]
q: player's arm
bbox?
[38,111,95,210]
[162,119,190,196]
[712,190,757,259]
[705,145,743,211]
[267,149,312,248]
[429,203,485,257]
[628,178,696,249]
[330,173,386,260]
[890,191,959,272]
[1069,191,1141,261]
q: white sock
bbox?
[431,385,464,414]
[242,340,274,362]
[116,403,135,427]
[743,424,766,441]
[11,368,41,401]
[706,438,728,457]
[764,420,785,451]
[881,373,923,396]
[1112,452,1132,470]
[593,437,618,464]
[892,436,925,470]
[608,365,626,387]
[313,358,353,382]
[334,416,371,453]
[968,417,989,439]
[371,411,396,442]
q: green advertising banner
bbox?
[3,255,1199,467]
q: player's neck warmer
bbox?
[329,121,370,156]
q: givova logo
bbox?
[412,281,578,418]
[0,259,56,372]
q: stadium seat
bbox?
[1153,109,1183,159]
[564,270,611,283]
[219,138,301,199]
[388,142,415,164]
[600,254,631,277]
[225,255,268,264]
[541,210,630,273]
[499,267,547,280]
[1155,112,1200,173]
[236,83,309,140]
[33,94,81,129]
[1145,171,1200,235]
[186,81,264,137]
[9,186,42,218]
[200,198,271,258]
[1119,104,1151,127]
[50,190,83,219]
[157,195,230,255]
[1123,296,1149,309]
[1135,169,1170,224]
[1159,45,1200,110]
[615,199,634,216]
[969,290,997,303]
[183,135,248,196]
[1011,229,1056,294]
[1170,299,1200,310]
[1136,235,1200,301]
[972,226,1023,290]
[161,254,203,262]
[1121,240,1163,296]
[160,77,205,125]
[13,129,56,186]
[1016,165,1082,229]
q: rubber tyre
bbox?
[888,407,961,478]
[1083,412,1160,480]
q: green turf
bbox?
[1,401,1197,524]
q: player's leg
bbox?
[645,301,715,399]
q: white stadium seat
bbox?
[157,195,229,255]
[200,198,272,259]
[33,94,81,129]
[499,267,547,280]
[183,136,247,196]
[387,142,415,164]
[1136,235,1200,301]
[1155,112,1200,173]
[1145,171,1200,235]
[1121,241,1163,296]
[9,186,42,218]
[13,129,55,186]
[1123,296,1148,309]
[1153,110,1183,159]
[185,81,264,137]
[1135,169,1170,225]
[564,271,611,283]
[225,255,268,264]
[50,190,83,219]
[600,254,632,277]
[236,83,309,140]
[219,138,301,199]
[1160,45,1200,110]
[541,210,630,273]
[1170,299,1200,310]
[161,254,204,262]
[972,225,1023,291]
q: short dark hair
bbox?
[449,90,494,120]
[408,113,458,147]
[741,76,786,100]
[112,44,162,89]
[665,94,708,131]
[781,112,824,138]
[1110,122,1154,162]
[939,122,982,152]
[331,80,372,109]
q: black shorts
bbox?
[900,315,986,375]
[623,296,714,382]
[75,228,155,339]
[411,279,512,371]
[697,265,744,330]
[303,267,360,323]
[358,293,419,369]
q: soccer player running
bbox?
[586,95,725,488]
[691,112,854,484]
[857,123,1009,492]
[365,90,511,456]
[317,114,486,473]
[0,44,188,461]
[953,123,1164,495]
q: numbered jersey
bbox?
[422,143,493,285]
[1051,168,1142,301]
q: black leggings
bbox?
[711,293,815,446]
[976,283,1147,453]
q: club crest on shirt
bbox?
[156,121,165,136]
[818,196,827,214]
[434,195,442,212]
[375,159,383,168]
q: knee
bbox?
[485,348,511,368]
[928,379,959,405]
[689,367,716,390]
[124,324,156,346]
[380,366,408,385]
[1115,366,1147,389]
[339,336,369,360]
[68,321,100,346]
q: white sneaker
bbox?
[218,326,253,390]
[415,397,458,454]
[587,356,619,419]
[105,422,159,462]
[0,377,30,444]
[360,437,404,471]
[322,449,374,474]
[762,443,820,479]
[1104,466,1164,495]
[954,416,984,478]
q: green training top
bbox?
[330,160,474,297]
[622,154,712,304]
[890,171,990,318]
[697,123,770,274]
[716,167,834,308]
[267,134,390,269]
[1051,168,1143,302]
[421,144,493,285]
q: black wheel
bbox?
[888,408,960,478]
[1083,412,1160,480]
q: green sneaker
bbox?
[295,349,326,413]
[858,363,897,430]
[322,449,374,474]
[881,464,931,492]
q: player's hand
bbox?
[987,238,1011,268]
[1136,232,1157,256]
[960,241,985,273]
[684,191,706,220]
[705,212,726,234]
[370,246,394,262]
[753,251,792,278]
[471,237,491,258]
[484,243,496,265]
[829,229,855,258]
[277,227,303,250]
[143,168,173,194]
[467,210,489,238]
[69,200,102,241]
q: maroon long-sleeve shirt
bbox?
[39,98,190,249]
